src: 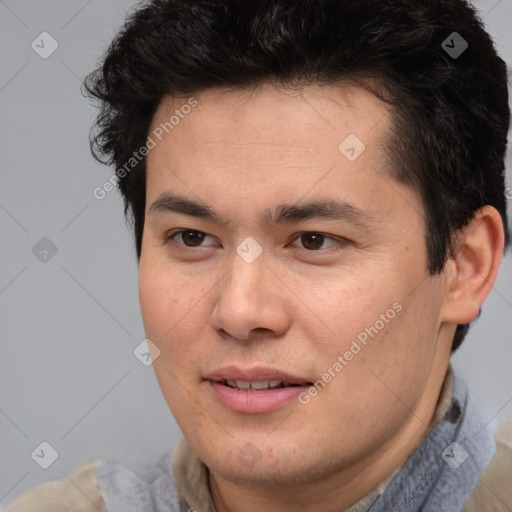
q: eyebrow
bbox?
[148,193,378,228]
[264,200,377,228]
[149,194,227,224]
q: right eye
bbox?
[165,229,217,248]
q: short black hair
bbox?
[84,0,510,352]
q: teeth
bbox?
[224,380,291,390]
[250,380,271,390]
[226,379,250,389]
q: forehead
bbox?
[150,82,389,147]
[146,82,392,179]
[142,82,420,230]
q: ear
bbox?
[441,205,505,324]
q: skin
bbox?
[138,82,504,511]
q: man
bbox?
[5,0,511,510]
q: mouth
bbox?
[219,379,309,391]
[205,366,314,413]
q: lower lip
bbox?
[208,381,309,414]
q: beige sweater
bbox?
[4,370,512,512]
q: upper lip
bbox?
[205,365,312,385]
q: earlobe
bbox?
[441,205,505,325]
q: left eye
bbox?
[290,233,338,251]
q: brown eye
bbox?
[300,233,325,250]
[292,231,343,253]
[172,230,208,247]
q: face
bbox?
[138,83,453,486]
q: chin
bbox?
[195,431,335,485]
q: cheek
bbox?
[139,259,181,359]
[140,253,194,324]
[294,269,396,350]
[138,257,208,417]
[307,270,441,398]
[138,253,217,363]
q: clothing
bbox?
[4,368,511,512]
[1,458,106,512]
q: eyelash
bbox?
[164,229,344,252]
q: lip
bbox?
[205,365,311,385]
[205,365,313,414]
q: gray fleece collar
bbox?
[367,374,496,512]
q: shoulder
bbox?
[3,459,107,512]
[463,417,512,512]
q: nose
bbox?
[210,247,291,341]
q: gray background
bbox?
[0,0,511,507]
